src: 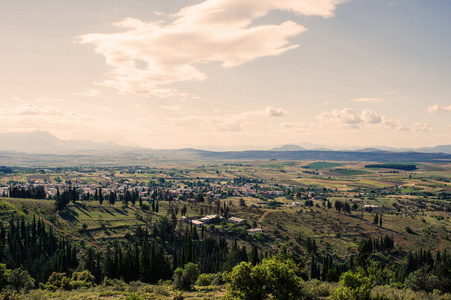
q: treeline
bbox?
[76,221,260,285]
[0,214,261,289]
[0,216,77,283]
[7,185,46,199]
[365,164,417,171]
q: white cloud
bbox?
[264,106,287,117]
[78,0,345,97]
[0,103,64,116]
[73,89,101,97]
[161,104,184,111]
[318,108,415,131]
[428,104,451,113]
[0,103,93,133]
[380,116,408,131]
[171,106,286,132]
[281,122,305,128]
[352,97,386,103]
[318,108,362,127]
[413,122,432,132]
[360,109,381,124]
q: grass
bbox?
[304,162,342,170]
[333,169,372,176]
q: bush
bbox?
[141,203,150,211]
[173,262,200,291]
[125,293,143,300]
[405,226,414,234]
[7,268,35,293]
[223,257,304,300]
[335,271,371,300]
[405,266,439,293]
[196,273,214,286]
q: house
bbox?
[247,228,263,235]
[180,216,191,223]
[364,205,379,211]
[192,220,204,227]
[292,202,302,207]
[228,216,245,225]
[201,215,219,224]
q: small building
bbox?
[364,205,379,211]
[292,202,302,207]
[228,216,245,225]
[247,228,263,235]
[192,220,204,227]
[180,216,191,223]
[201,215,219,224]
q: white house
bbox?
[247,228,263,235]
[228,216,245,225]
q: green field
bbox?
[304,162,342,170]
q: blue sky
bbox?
[0,0,450,150]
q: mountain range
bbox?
[0,131,451,163]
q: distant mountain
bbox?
[0,131,133,154]
[417,145,451,154]
[196,150,451,162]
[270,144,305,151]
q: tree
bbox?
[223,257,304,300]
[405,265,439,293]
[379,214,383,227]
[99,188,104,205]
[173,262,200,291]
[7,268,35,293]
[373,213,378,225]
[0,264,10,291]
[335,270,371,300]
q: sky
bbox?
[0,0,450,150]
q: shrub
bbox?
[141,203,150,211]
[125,293,143,300]
[173,262,200,291]
[335,271,371,300]
[196,273,214,286]
[7,268,35,293]
[223,257,304,300]
[405,266,439,293]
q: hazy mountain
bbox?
[270,144,305,151]
[0,131,133,154]
[417,145,451,154]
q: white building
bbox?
[247,228,263,235]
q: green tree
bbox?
[373,213,378,225]
[335,270,371,300]
[405,265,439,293]
[223,257,304,300]
[173,262,200,291]
[7,268,35,293]
[0,264,10,291]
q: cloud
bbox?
[318,108,362,127]
[0,103,92,120]
[428,104,451,113]
[264,106,287,117]
[281,122,305,128]
[171,106,286,132]
[317,108,417,131]
[0,103,65,116]
[360,109,381,124]
[161,104,184,111]
[0,103,93,133]
[352,97,386,103]
[413,122,432,132]
[78,0,345,97]
[73,89,101,97]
